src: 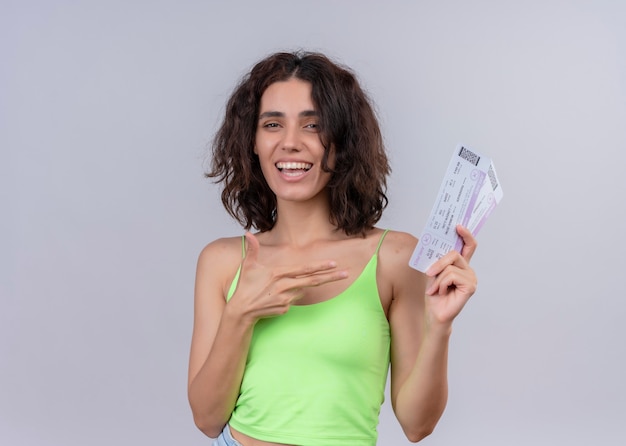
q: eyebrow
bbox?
[258,110,318,120]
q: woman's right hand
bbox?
[227,232,348,323]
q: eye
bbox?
[263,122,280,129]
[304,122,319,131]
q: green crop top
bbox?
[225,230,391,445]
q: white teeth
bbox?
[276,162,312,170]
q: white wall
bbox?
[2,1,625,444]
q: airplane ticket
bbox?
[409,145,503,273]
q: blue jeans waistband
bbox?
[212,424,243,446]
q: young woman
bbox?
[188,52,478,446]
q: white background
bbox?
[2,1,625,445]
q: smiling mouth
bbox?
[276,162,313,176]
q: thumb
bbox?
[244,231,260,264]
[456,224,477,262]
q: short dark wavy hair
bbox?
[207,51,390,236]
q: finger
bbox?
[275,260,341,279]
[282,268,348,291]
[426,266,459,295]
[425,250,469,277]
[426,266,477,296]
[456,225,478,261]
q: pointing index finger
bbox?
[279,260,341,279]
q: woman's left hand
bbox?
[424,225,478,326]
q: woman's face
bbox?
[254,78,333,204]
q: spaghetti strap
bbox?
[375,229,390,255]
[227,236,246,301]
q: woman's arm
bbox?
[187,237,253,438]
[383,226,478,442]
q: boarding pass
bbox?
[409,145,503,273]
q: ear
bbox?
[253,145,258,155]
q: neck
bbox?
[267,197,341,247]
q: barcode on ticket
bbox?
[488,163,499,191]
[458,146,481,166]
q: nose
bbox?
[281,125,301,152]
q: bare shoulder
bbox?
[378,230,419,266]
[376,229,424,299]
[196,235,245,298]
[198,235,244,261]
